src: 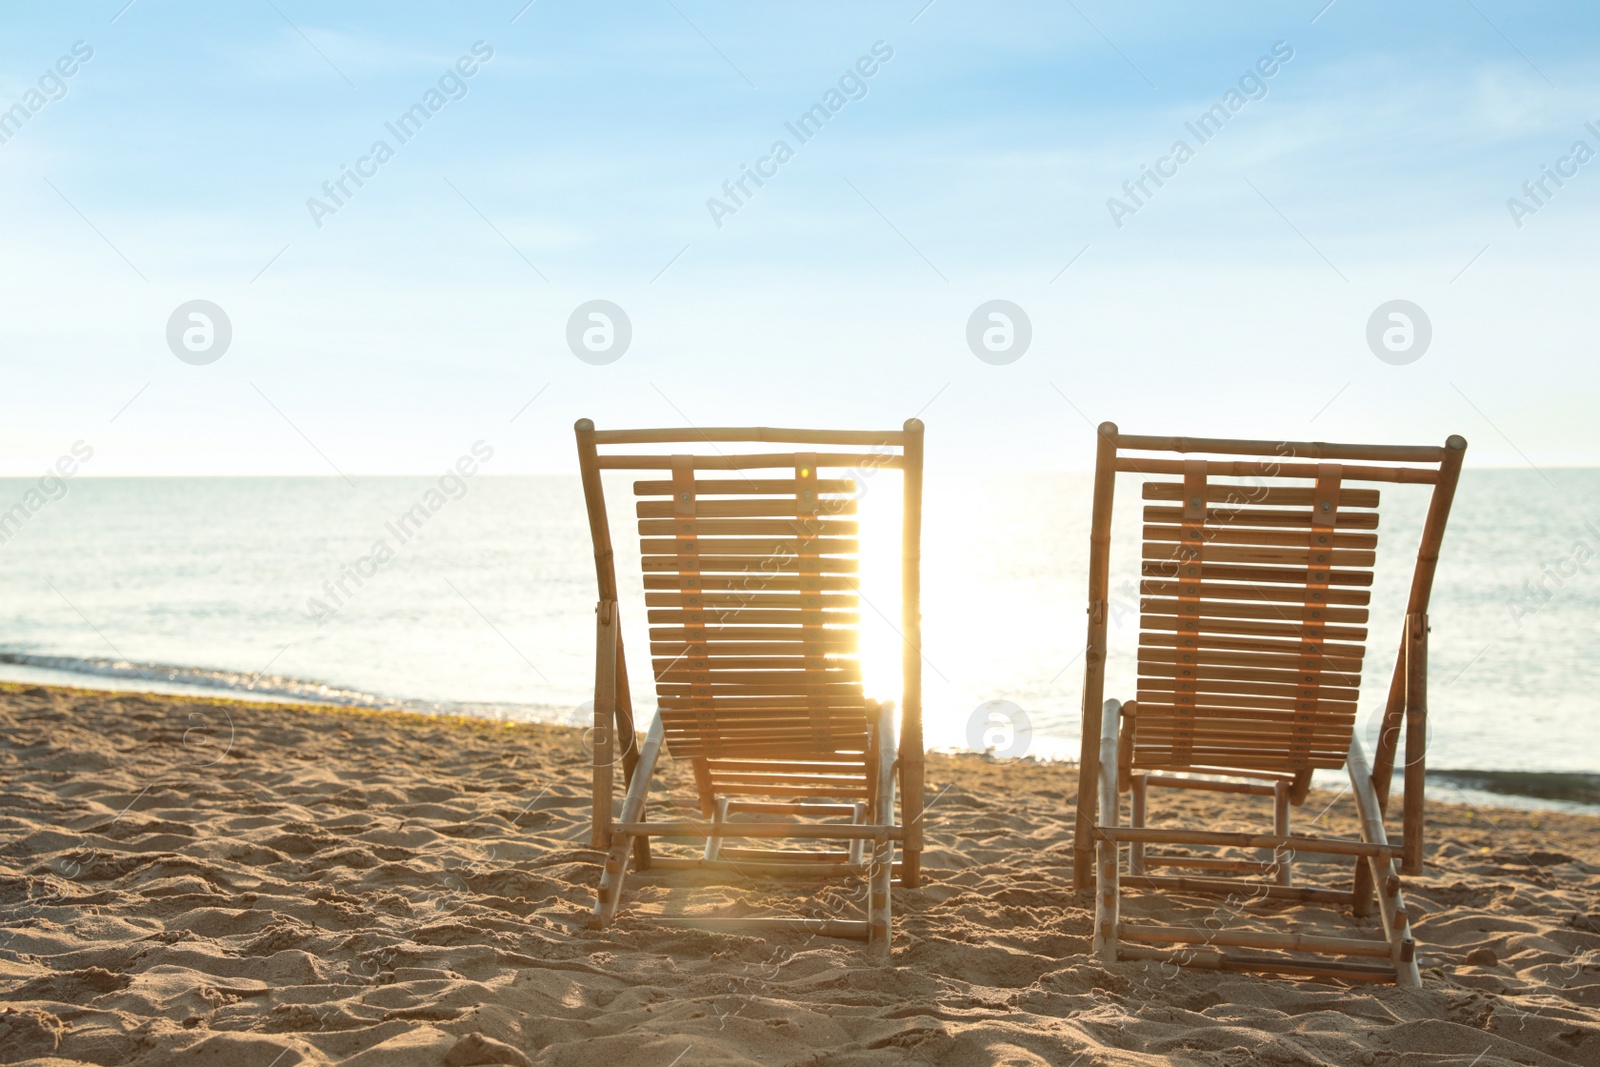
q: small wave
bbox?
[1428,768,1600,808]
[0,651,393,708]
[0,650,573,726]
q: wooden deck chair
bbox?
[573,419,926,955]
[1074,424,1467,986]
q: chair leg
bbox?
[591,713,664,930]
[1128,774,1147,876]
[591,602,620,849]
[1093,699,1122,964]
[704,796,729,861]
[1273,782,1293,887]
[1347,735,1423,988]
[868,701,898,958]
[848,802,868,866]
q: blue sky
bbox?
[2,0,1596,475]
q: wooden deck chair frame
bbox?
[1074,424,1467,986]
[574,419,926,955]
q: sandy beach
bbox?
[2,683,1596,1066]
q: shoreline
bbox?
[2,667,1596,814]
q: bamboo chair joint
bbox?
[1079,425,1466,987]
[575,419,925,956]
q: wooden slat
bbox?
[1132,732,1353,751]
[660,706,866,720]
[707,771,870,790]
[1140,855,1278,872]
[670,743,868,759]
[1138,661,1362,688]
[634,478,856,496]
[654,657,862,675]
[1133,753,1346,771]
[1137,676,1359,701]
[1141,598,1369,625]
[664,717,867,731]
[651,639,857,656]
[646,857,866,878]
[1144,526,1378,550]
[639,518,860,537]
[1143,542,1377,568]
[1143,483,1381,508]
[643,555,860,574]
[645,574,858,592]
[653,655,857,670]
[645,592,857,609]
[1145,506,1378,530]
[659,713,864,729]
[1133,731,1353,751]
[1134,728,1353,748]
[724,801,860,814]
[666,726,867,740]
[661,710,866,724]
[1133,727,1354,747]
[648,628,858,646]
[1141,774,1277,796]
[1135,751,1349,770]
[707,780,870,796]
[638,499,857,519]
[663,724,866,739]
[652,671,864,687]
[1134,728,1355,747]
[1140,632,1366,659]
[673,751,867,763]
[666,735,867,748]
[647,609,860,625]
[1116,434,1445,463]
[1138,646,1363,672]
[710,772,868,786]
[1141,561,1374,586]
[666,701,861,723]
[1140,580,1370,607]
[1141,615,1367,642]
[1134,730,1355,748]
[1135,700,1358,720]
[595,426,904,446]
[657,681,865,696]
[656,670,862,687]
[640,538,859,556]
[1150,767,1298,784]
[598,452,902,470]
[1118,457,1436,484]
[664,735,868,749]
[708,760,866,773]
[1135,700,1359,723]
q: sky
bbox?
[2,0,1597,476]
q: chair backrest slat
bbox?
[597,452,904,470]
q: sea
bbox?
[1,470,1596,812]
